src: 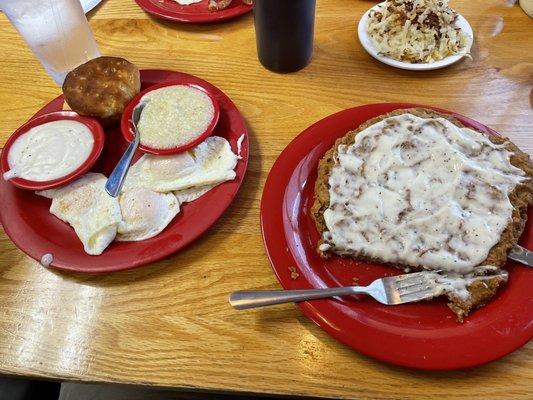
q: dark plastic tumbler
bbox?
[253,0,316,73]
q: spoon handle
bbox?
[105,139,139,197]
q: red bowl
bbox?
[121,80,220,155]
[0,111,105,191]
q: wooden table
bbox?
[0,0,531,398]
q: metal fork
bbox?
[229,272,440,310]
[508,245,533,267]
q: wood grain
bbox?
[0,0,532,399]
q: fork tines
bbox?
[392,272,440,303]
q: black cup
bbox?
[253,0,316,73]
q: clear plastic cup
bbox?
[0,0,100,85]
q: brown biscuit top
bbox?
[62,56,141,120]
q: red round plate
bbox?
[0,111,105,190]
[260,103,532,370]
[121,81,220,155]
[0,69,248,273]
[134,0,252,23]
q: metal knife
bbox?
[508,245,533,267]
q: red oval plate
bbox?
[0,111,105,190]
[0,70,248,273]
[121,81,220,155]
[134,0,252,23]
[260,103,532,370]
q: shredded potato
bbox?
[207,0,252,11]
[366,0,469,63]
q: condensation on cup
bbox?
[0,0,100,85]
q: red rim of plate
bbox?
[260,102,533,370]
[0,69,249,273]
[0,111,105,191]
[134,0,252,23]
[121,81,220,155]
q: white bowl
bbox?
[357,2,474,71]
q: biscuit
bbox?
[63,56,141,123]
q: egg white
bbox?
[174,183,216,204]
[126,136,238,193]
[117,186,180,242]
[36,173,122,255]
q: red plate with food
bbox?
[260,103,532,370]
[0,69,248,273]
[121,81,220,155]
[0,111,105,190]
[134,0,252,23]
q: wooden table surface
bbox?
[0,0,531,398]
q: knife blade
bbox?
[508,245,533,267]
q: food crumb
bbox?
[236,133,245,160]
[288,266,299,280]
[40,253,53,268]
[352,276,359,285]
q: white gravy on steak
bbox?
[320,113,526,274]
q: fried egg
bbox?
[174,183,216,204]
[36,173,122,255]
[117,186,180,242]
[124,136,238,193]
